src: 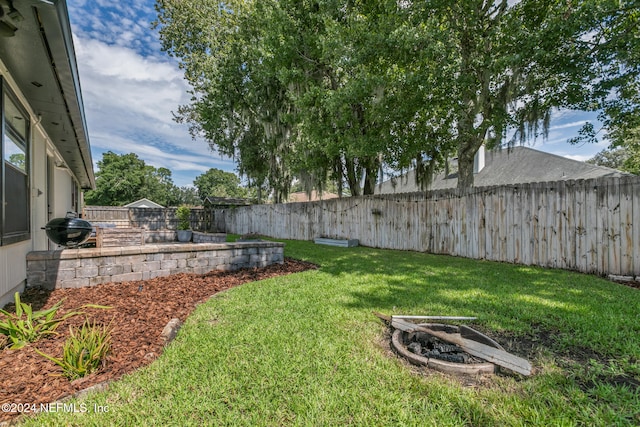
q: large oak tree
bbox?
[155,0,637,192]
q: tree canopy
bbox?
[155,0,639,192]
[193,168,250,200]
[84,152,181,206]
[85,152,253,206]
[588,144,640,176]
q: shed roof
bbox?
[124,198,165,208]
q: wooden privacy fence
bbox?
[217,176,640,278]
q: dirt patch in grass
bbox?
[470,324,639,395]
[609,278,640,290]
[0,258,317,423]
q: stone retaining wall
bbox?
[192,232,226,244]
[88,229,224,248]
[26,242,285,289]
[144,230,178,244]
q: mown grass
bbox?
[23,239,639,426]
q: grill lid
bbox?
[44,217,93,247]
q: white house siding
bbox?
[0,242,30,307]
[31,124,50,252]
[51,166,75,218]
[0,66,80,306]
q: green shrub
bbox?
[0,292,110,350]
[36,318,113,380]
[176,205,191,230]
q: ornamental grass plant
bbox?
[0,292,109,350]
[36,318,113,381]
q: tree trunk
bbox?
[362,169,376,195]
[333,157,344,198]
[456,135,484,191]
[457,149,476,191]
[362,156,380,196]
[344,157,361,197]
[456,23,481,192]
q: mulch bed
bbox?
[0,258,317,423]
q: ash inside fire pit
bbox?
[391,323,502,375]
[406,329,486,364]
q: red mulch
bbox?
[0,258,317,423]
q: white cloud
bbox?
[511,109,611,164]
[548,120,591,131]
[66,0,238,188]
[68,0,164,58]
[91,132,228,170]
[72,35,236,187]
[563,154,593,162]
[75,38,181,82]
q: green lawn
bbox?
[24,239,640,426]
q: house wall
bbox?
[0,241,30,307]
[51,165,75,218]
[0,65,79,307]
[31,126,49,252]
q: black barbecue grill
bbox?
[43,214,93,247]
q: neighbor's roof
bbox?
[0,0,94,189]
[124,198,165,208]
[288,190,339,203]
[377,146,630,194]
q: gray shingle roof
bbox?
[377,146,630,194]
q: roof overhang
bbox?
[0,0,94,189]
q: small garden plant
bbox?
[176,205,191,230]
[36,318,113,380]
[0,292,110,350]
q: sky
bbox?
[66,0,611,188]
[67,0,235,188]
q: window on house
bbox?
[1,81,30,245]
